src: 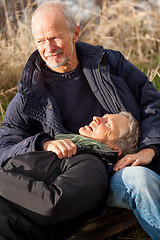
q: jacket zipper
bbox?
[98,53,120,113]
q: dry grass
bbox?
[0,0,37,122]
[0,0,36,89]
[80,0,160,63]
[0,1,159,238]
[0,0,160,119]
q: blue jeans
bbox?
[106,166,160,240]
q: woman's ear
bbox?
[117,149,122,156]
[112,146,122,156]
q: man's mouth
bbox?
[44,50,63,58]
[47,53,60,58]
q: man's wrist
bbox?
[40,138,51,150]
[34,133,53,151]
[141,145,160,160]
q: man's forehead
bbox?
[33,8,65,29]
[33,14,67,39]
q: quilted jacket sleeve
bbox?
[0,93,52,166]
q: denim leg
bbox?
[106,166,160,240]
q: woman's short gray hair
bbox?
[32,1,77,34]
[114,111,140,157]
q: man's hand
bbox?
[113,148,155,172]
[43,139,77,159]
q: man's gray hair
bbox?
[114,111,140,157]
[32,1,77,34]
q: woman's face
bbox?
[79,114,129,149]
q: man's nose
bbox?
[46,39,56,52]
[93,116,101,125]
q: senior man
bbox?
[0,1,160,239]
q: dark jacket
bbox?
[0,41,160,170]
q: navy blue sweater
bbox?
[42,63,105,133]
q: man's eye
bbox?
[37,40,44,44]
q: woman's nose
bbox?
[93,116,101,125]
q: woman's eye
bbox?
[54,37,62,42]
[105,121,111,128]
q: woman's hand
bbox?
[113,148,155,172]
[43,139,77,159]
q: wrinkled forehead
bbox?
[32,7,66,32]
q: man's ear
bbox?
[73,25,80,43]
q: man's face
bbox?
[79,114,129,149]
[32,9,79,72]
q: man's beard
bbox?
[46,56,70,69]
[45,44,73,70]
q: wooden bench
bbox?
[52,208,138,240]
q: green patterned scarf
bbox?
[54,134,112,152]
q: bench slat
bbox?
[52,208,138,240]
[70,208,138,240]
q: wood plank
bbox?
[70,208,138,240]
[52,208,138,240]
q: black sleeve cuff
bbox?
[35,133,53,151]
[143,144,160,160]
[142,144,160,173]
